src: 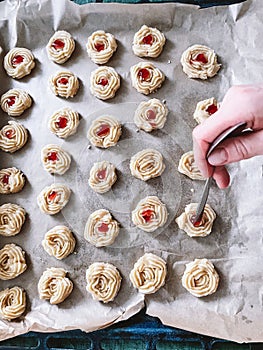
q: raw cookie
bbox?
[132,196,168,232]
[49,71,79,98]
[175,203,216,237]
[87,115,121,148]
[84,209,119,247]
[4,47,35,79]
[41,144,71,175]
[37,183,71,215]
[130,148,165,181]
[181,44,221,80]
[0,286,26,321]
[0,121,28,153]
[130,62,165,95]
[182,258,219,297]
[0,244,27,280]
[1,89,32,117]
[48,107,80,139]
[86,262,121,303]
[134,98,168,132]
[129,253,166,294]
[178,151,205,181]
[42,225,76,260]
[0,203,26,237]
[193,97,219,124]
[86,30,117,64]
[46,30,75,64]
[38,267,73,304]
[88,161,117,194]
[0,167,25,194]
[90,66,120,100]
[132,25,166,58]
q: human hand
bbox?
[192,84,263,188]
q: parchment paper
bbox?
[0,0,263,343]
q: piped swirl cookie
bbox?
[132,25,166,58]
[175,203,216,237]
[86,262,121,303]
[84,209,119,247]
[42,225,76,260]
[90,66,120,100]
[37,183,71,215]
[134,98,168,132]
[0,244,27,280]
[48,107,80,139]
[38,267,73,304]
[0,203,26,237]
[87,115,121,148]
[132,196,168,232]
[130,148,165,181]
[46,31,75,64]
[0,167,25,194]
[181,44,221,80]
[129,253,166,294]
[86,30,117,64]
[193,97,219,124]
[182,258,219,297]
[49,71,79,98]
[0,286,26,321]
[4,47,35,79]
[41,144,71,175]
[1,89,32,117]
[130,62,165,95]
[0,121,28,153]
[89,161,117,194]
[178,151,205,181]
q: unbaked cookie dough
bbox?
[134,98,168,132]
[130,62,165,95]
[90,66,120,100]
[88,161,117,194]
[132,25,166,58]
[181,44,221,80]
[129,253,166,294]
[0,286,26,321]
[0,244,27,280]
[38,267,73,304]
[37,183,71,215]
[42,225,76,260]
[87,115,121,148]
[86,30,117,65]
[132,196,168,232]
[4,47,35,79]
[84,209,119,247]
[41,144,71,175]
[46,30,75,64]
[175,203,216,237]
[0,167,25,194]
[1,88,32,117]
[48,107,80,139]
[49,71,79,98]
[182,258,219,297]
[86,262,122,303]
[178,151,205,181]
[0,203,26,237]
[0,121,28,153]
[130,148,165,181]
[193,97,219,124]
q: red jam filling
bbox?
[194,53,208,64]
[98,78,108,86]
[47,152,58,161]
[146,109,156,120]
[142,34,153,45]
[5,130,14,139]
[190,214,202,227]
[56,116,68,129]
[2,174,9,185]
[141,209,154,223]
[58,77,68,85]
[98,222,109,233]
[138,68,150,81]
[96,124,110,138]
[7,96,16,107]
[206,104,218,115]
[12,55,24,66]
[97,169,106,180]
[95,42,105,52]
[52,39,65,50]
[48,191,57,201]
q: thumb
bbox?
[207,130,263,166]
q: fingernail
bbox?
[208,148,227,165]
